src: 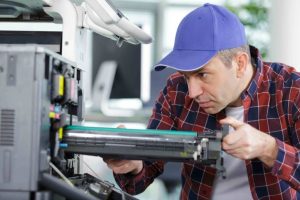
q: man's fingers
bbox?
[220,116,244,130]
[105,159,127,167]
[105,159,129,173]
[222,139,243,150]
[105,160,143,174]
[223,132,242,146]
[109,163,131,174]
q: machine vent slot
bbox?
[0,109,15,146]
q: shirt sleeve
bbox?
[113,75,183,194]
[271,97,300,191]
[113,160,165,194]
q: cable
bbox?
[49,161,74,187]
[40,173,98,200]
[75,154,102,179]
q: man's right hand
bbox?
[104,124,143,175]
[103,159,143,175]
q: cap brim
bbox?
[154,50,217,71]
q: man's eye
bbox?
[198,73,208,78]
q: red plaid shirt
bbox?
[114,46,300,199]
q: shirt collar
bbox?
[241,45,264,101]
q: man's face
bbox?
[180,55,242,114]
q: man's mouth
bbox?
[197,100,212,108]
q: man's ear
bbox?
[235,52,249,78]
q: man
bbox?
[105,3,300,199]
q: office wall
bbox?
[269,1,300,70]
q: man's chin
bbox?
[202,107,221,114]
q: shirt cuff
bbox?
[271,139,296,180]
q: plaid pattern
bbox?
[114,46,300,199]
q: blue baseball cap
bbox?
[154,3,247,71]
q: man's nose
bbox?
[188,78,203,99]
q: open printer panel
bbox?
[0,44,138,200]
[0,44,82,199]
